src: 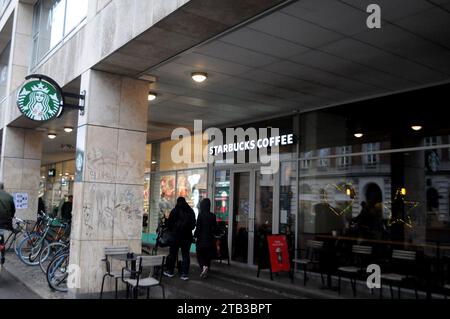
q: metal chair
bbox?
[122,255,166,299]
[337,244,373,297]
[380,249,418,299]
[99,245,130,299]
[291,240,325,286]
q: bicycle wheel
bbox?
[13,231,27,255]
[17,233,49,266]
[4,232,15,251]
[39,242,68,273]
[46,253,69,292]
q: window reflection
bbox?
[32,0,88,67]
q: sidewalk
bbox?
[4,249,444,299]
[3,252,68,299]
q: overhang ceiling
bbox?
[143,0,450,141]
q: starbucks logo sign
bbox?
[17,80,63,121]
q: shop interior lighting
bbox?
[191,72,208,83]
[411,125,422,131]
[401,188,407,196]
[64,127,74,133]
[48,133,57,139]
[354,132,363,138]
[148,93,157,101]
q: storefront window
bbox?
[40,160,75,217]
[214,170,230,224]
[148,173,176,234]
[177,169,208,220]
[295,84,450,293]
[146,137,208,238]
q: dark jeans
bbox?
[167,241,192,275]
[197,246,215,269]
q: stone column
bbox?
[69,70,148,296]
[0,127,43,221]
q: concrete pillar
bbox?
[69,70,148,296]
[7,1,33,95]
[0,127,43,221]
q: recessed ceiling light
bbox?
[64,127,73,133]
[191,72,208,83]
[354,133,363,138]
[151,161,157,165]
[411,125,422,131]
[48,133,57,139]
[148,93,157,101]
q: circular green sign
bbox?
[16,80,63,121]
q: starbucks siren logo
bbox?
[17,80,63,121]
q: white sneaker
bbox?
[163,271,175,278]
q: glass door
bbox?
[216,167,277,266]
[253,172,274,265]
[231,171,254,263]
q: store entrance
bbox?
[214,168,274,266]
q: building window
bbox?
[32,0,88,67]
[363,143,379,167]
[0,0,11,18]
[301,151,313,170]
[337,146,352,168]
[318,148,330,169]
[425,136,438,147]
[0,41,10,101]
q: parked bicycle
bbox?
[39,239,69,273]
[3,217,35,254]
[46,245,70,292]
[17,212,69,266]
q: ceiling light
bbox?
[148,93,157,101]
[48,133,57,139]
[411,125,422,131]
[191,72,208,83]
[151,161,157,165]
[64,127,73,133]
[354,133,363,138]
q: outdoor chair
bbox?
[337,244,373,297]
[291,240,325,286]
[380,249,419,299]
[122,255,166,299]
[99,245,131,299]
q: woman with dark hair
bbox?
[194,198,218,279]
[164,197,196,281]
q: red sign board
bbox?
[267,235,290,273]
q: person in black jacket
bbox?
[164,197,196,281]
[0,182,15,232]
[194,198,218,279]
